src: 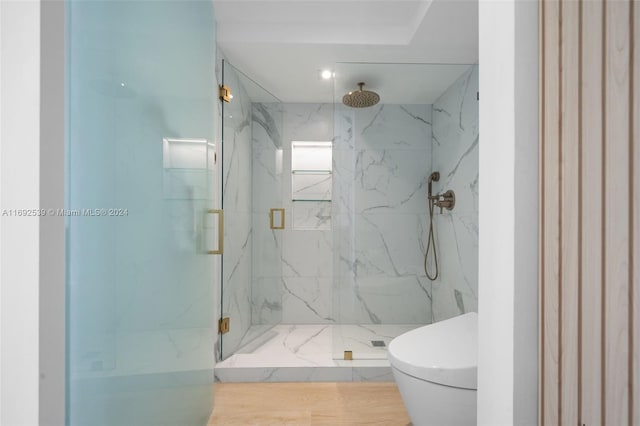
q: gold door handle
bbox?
[206,209,224,254]
[269,208,285,230]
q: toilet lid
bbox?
[387,312,477,390]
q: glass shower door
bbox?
[332,63,458,360]
[66,1,217,425]
[220,61,284,359]
[331,62,478,360]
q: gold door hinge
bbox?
[343,350,353,361]
[219,85,232,103]
[218,317,230,334]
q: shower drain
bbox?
[371,340,386,347]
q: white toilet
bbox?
[388,312,478,426]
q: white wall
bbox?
[0,1,41,424]
[512,1,539,422]
[1,2,66,424]
[477,0,538,425]
[39,1,65,424]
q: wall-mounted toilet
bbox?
[388,312,478,426]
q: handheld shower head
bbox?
[425,171,441,281]
[428,172,440,198]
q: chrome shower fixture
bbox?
[342,82,380,108]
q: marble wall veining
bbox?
[333,104,434,324]
[225,100,336,334]
[279,103,335,324]
[431,65,479,321]
[251,102,284,326]
[237,103,336,326]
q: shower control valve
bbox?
[434,190,455,213]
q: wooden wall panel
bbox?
[580,1,604,424]
[541,0,561,424]
[541,1,637,425]
[560,1,580,424]
[604,1,631,424]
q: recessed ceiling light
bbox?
[321,70,334,80]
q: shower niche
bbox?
[291,141,332,230]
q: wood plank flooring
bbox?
[208,382,411,426]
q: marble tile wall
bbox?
[251,102,284,326]
[237,102,336,330]
[333,104,434,324]
[278,104,335,324]
[430,65,479,321]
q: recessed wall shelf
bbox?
[291,141,332,230]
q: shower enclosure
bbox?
[217,61,479,366]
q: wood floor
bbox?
[208,382,411,426]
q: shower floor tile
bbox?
[215,324,421,383]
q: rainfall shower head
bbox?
[342,82,380,108]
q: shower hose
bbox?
[424,196,438,281]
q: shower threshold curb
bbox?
[214,364,393,383]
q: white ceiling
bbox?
[214,0,478,104]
